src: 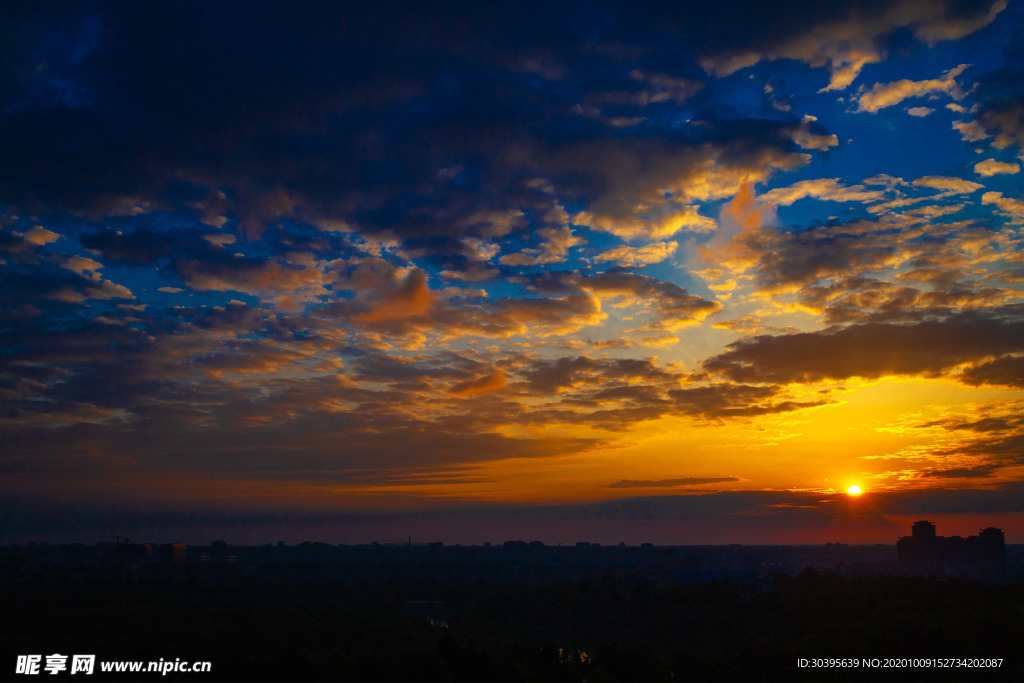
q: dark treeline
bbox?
[3,570,1022,681]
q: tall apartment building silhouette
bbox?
[897,521,1004,576]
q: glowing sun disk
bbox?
[848,485,862,495]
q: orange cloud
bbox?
[450,371,507,396]
[201,347,302,379]
[856,64,968,113]
[698,182,765,271]
[721,182,763,232]
[355,270,435,323]
[23,226,61,246]
[974,159,1020,176]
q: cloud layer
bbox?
[1,0,1022,542]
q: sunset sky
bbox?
[3,0,1024,544]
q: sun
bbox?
[847,485,862,495]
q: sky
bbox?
[2,0,1024,545]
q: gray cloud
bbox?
[607,477,741,488]
[705,310,1024,385]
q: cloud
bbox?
[23,227,61,246]
[974,158,1020,176]
[976,98,1024,150]
[906,107,934,117]
[0,315,833,506]
[520,355,674,396]
[982,191,1024,221]
[0,0,1021,534]
[197,343,305,379]
[855,64,968,113]
[176,257,332,311]
[80,228,213,266]
[450,371,507,396]
[498,226,583,266]
[0,1,821,262]
[513,355,825,425]
[704,310,1024,385]
[572,272,722,331]
[0,269,135,306]
[738,218,917,292]
[948,60,1024,151]
[920,465,1000,479]
[574,205,719,240]
[960,355,1024,388]
[594,241,678,267]
[934,416,1016,433]
[703,1,1002,92]
[666,383,830,419]
[607,477,741,489]
[341,286,607,341]
[913,0,1007,43]
[712,316,772,334]
[759,178,884,206]
[863,174,907,189]
[627,70,705,105]
[78,227,367,310]
[565,132,810,240]
[814,277,1013,325]
[953,119,990,143]
[909,406,1024,478]
[355,270,435,323]
[62,256,104,274]
[790,120,839,151]
[911,175,984,193]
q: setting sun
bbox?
[848,485,863,495]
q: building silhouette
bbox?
[897,521,1004,576]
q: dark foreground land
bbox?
[3,569,1023,681]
